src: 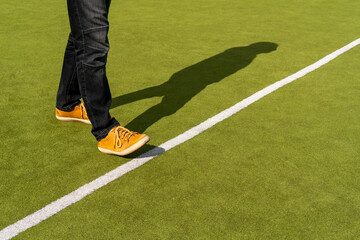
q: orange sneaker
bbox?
[98,126,150,156]
[56,102,91,125]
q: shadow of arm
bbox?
[111,85,163,109]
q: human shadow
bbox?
[111,42,278,132]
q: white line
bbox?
[1,38,359,240]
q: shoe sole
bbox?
[56,115,91,125]
[98,135,150,156]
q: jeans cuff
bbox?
[95,120,120,142]
[56,100,81,112]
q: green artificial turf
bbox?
[0,0,359,239]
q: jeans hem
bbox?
[56,100,81,112]
[95,121,120,142]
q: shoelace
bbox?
[114,126,136,149]
[80,103,88,119]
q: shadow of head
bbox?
[177,41,279,84]
[225,42,278,56]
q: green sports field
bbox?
[1,0,360,239]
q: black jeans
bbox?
[56,0,119,141]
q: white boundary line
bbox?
[1,38,359,240]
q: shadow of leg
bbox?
[125,98,178,133]
[121,144,165,159]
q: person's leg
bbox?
[56,32,81,111]
[59,0,149,155]
[67,0,119,141]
